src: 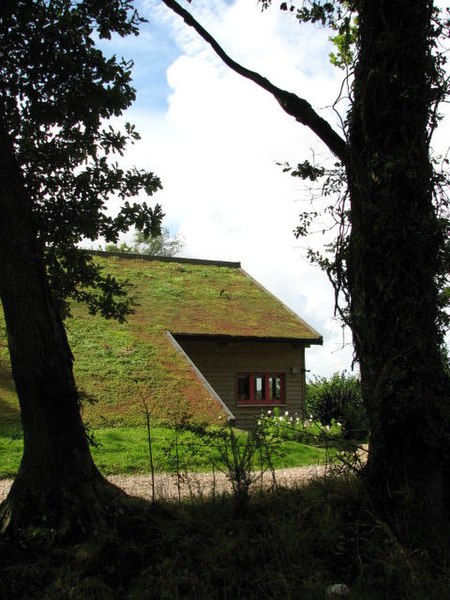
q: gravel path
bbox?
[0,465,327,503]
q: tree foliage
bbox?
[306,371,368,439]
[105,227,185,256]
[0,0,163,319]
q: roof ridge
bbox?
[86,250,241,269]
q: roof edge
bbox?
[238,267,323,342]
[173,332,323,346]
[85,249,241,269]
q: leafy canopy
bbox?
[0,0,163,319]
[105,227,185,257]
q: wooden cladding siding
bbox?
[175,338,307,428]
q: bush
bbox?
[258,407,343,447]
[306,371,369,440]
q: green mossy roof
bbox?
[0,254,322,427]
[100,254,322,341]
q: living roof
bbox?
[0,253,322,427]
[97,253,323,342]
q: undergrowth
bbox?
[1,474,448,599]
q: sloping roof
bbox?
[93,252,323,342]
[1,253,322,426]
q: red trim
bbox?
[236,372,285,405]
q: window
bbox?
[237,373,285,404]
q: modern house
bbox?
[0,253,323,429]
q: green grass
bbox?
[0,424,331,479]
[0,426,23,478]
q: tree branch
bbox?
[161,0,347,161]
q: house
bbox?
[0,253,323,429]
[83,252,322,428]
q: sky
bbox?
[95,0,391,378]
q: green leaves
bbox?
[295,2,337,27]
[46,248,137,322]
[281,159,326,181]
[260,1,348,28]
[329,16,358,69]
[0,0,163,320]
[261,1,358,69]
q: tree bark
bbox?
[346,0,450,548]
[0,113,122,537]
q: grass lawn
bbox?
[0,423,332,479]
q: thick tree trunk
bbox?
[0,115,122,536]
[346,0,450,549]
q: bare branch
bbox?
[161,0,347,161]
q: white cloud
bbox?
[118,0,355,376]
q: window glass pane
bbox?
[254,375,265,401]
[269,375,281,401]
[238,376,250,401]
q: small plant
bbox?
[139,391,156,503]
[212,426,257,514]
[182,422,284,515]
[162,415,213,502]
[162,420,185,503]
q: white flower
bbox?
[285,411,289,416]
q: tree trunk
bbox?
[0,114,122,537]
[346,0,450,549]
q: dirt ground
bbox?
[0,465,327,503]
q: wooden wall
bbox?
[175,338,307,429]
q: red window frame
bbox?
[236,372,285,405]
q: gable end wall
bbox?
[176,338,307,429]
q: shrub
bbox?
[306,371,369,440]
[258,407,343,446]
